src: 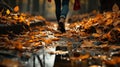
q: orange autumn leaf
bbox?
[13,42,23,50]
[33,42,41,47]
[28,40,34,43]
[116,27,120,32]
[92,33,101,38]
[14,6,19,12]
[67,42,72,46]
[106,32,112,40]
[30,36,35,39]
[51,38,60,41]
[105,19,113,26]
[89,65,100,67]
[16,44,23,50]
[70,57,80,61]
[102,57,120,65]
[43,39,52,45]
[81,40,94,48]
[54,33,62,37]
[79,53,90,60]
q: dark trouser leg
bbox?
[61,0,69,19]
[54,0,61,22]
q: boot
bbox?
[58,17,66,33]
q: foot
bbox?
[58,18,66,33]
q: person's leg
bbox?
[54,0,61,22]
[60,0,69,19]
[58,0,69,33]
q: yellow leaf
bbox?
[6,9,10,15]
[28,40,34,43]
[14,6,19,12]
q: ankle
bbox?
[59,17,65,23]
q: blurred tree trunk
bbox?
[16,0,23,12]
[87,0,99,13]
[33,0,39,15]
[1,0,17,8]
[29,0,33,14]
[6,0,17,8]
[100,0,120,12]
[42,0,46,16]
[21,0,28,12]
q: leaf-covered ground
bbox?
[0,10,120,67]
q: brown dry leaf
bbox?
[39,27,45,31]
[110,45,120,49]
[112,3,119,12]
[105,12,112,19]
[96,27,103,34]
[81,40,94,48]
[13,15,19,20]
[9,19,17,24]
[113,21,120,27]
[40,32,47,37]
[105,19,113,26]
[95,14,103,19]
[104,59,116,65]
[100,44,110,51]
[79,31,88,37]
[4,37,13,45]
[67,42,72,46]
[14,6,19,12]
[106,32,112,41]
[99,55,107,60]
[23,42,31,47]
[63,32,72,38]
[26,21,30,26]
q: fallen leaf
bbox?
[6,9,10,15]
[43,39,52,45]
[14,6,19,12]
[51,38,60,41]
